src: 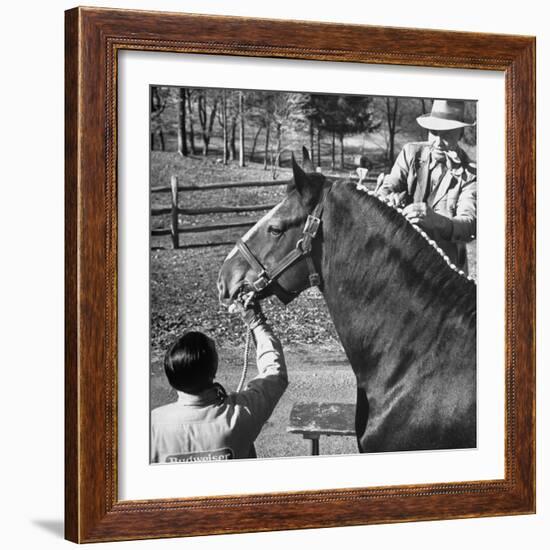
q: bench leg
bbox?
[310,438,319,456]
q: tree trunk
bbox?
[229,117,237,161]
[316,127,321,169]
[177,88,188,156]
[263,124,270,170]
[386,97,399,165]
[186,91,196,154]
[207,98,218,157]
[389,135,395,166]
[276,124,282,167]
[420,98,429,114]
[198,93,208,156]
[331,131,336,170]
[309,119,315,166]
[249,125,263,163]
[222,89,228,164]
[151,87,167,152]
[339,133,345,169]
[158,129,165,152]
[239,91,246,167]
[198,91,218,157]
[150,90,157,151]
[150,87,156,114]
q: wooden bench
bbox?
[287,402,356,455]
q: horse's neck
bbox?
[319,186,473,375]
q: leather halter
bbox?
[235,185,331,302]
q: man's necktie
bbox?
[430,160,447,193]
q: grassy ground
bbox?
[150,150,477,459]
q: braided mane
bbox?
[351,181,475,283]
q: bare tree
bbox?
[248,125,264,162]
[246,91,307,168]
[246,91,274,169]
[197,90,219,156]
[307,94,378,169]
[263,123,270,170]
[229,115,237,161]
[177,88,188,156]
[186,90,197,154]
[316,127,321,169]
[372,97,418,166]
[239,91,246,167]
[150,86,168,151]
[309,119,315,166]
[420,98,430,115]
[331,131,336,169]
[371,97,437,166]
[269,92,309,167]
[385,97,400,165]
[220,89,228,164]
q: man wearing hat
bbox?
[376,99,476,273]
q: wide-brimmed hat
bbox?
[416,99,475,131]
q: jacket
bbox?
[378,142,477,272]
[151,323,288,463]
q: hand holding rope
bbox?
[228,289,265,392]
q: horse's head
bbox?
[217,148,328,306]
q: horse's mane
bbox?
[324,180,476,318]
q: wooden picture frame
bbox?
[65,6,536,543]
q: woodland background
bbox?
[150,87,476,171]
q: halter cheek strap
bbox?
[235,239,271,292]
[236,185,330,296]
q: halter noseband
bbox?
[235,184,331,302]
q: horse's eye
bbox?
[268,226,283,237]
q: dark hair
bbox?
[164,331,218,393]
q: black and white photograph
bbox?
[2,0,544,547]
[149,87,477,463]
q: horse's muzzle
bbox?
[217,268,253,306]
[216,276,235,307]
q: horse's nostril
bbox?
[217,277,234,303]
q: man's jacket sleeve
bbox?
[232,323,288,439]
[378,144,412,196]
[449,178,477,242]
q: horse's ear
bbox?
[291,153,320,209]
[301,146,315,173]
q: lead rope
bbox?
[236,327,252,393]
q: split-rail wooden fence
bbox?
[151,174,378,249]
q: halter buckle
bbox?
[252,271,270,291]
[304,215,321,238]
[296,237,311,254]
[309,272,321,287]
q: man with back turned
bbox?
[151,301,288,463]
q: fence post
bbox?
[170,175,179,249]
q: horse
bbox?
[217,149,476,453]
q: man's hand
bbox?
[402,202,452,238]
[380,191,407,208]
